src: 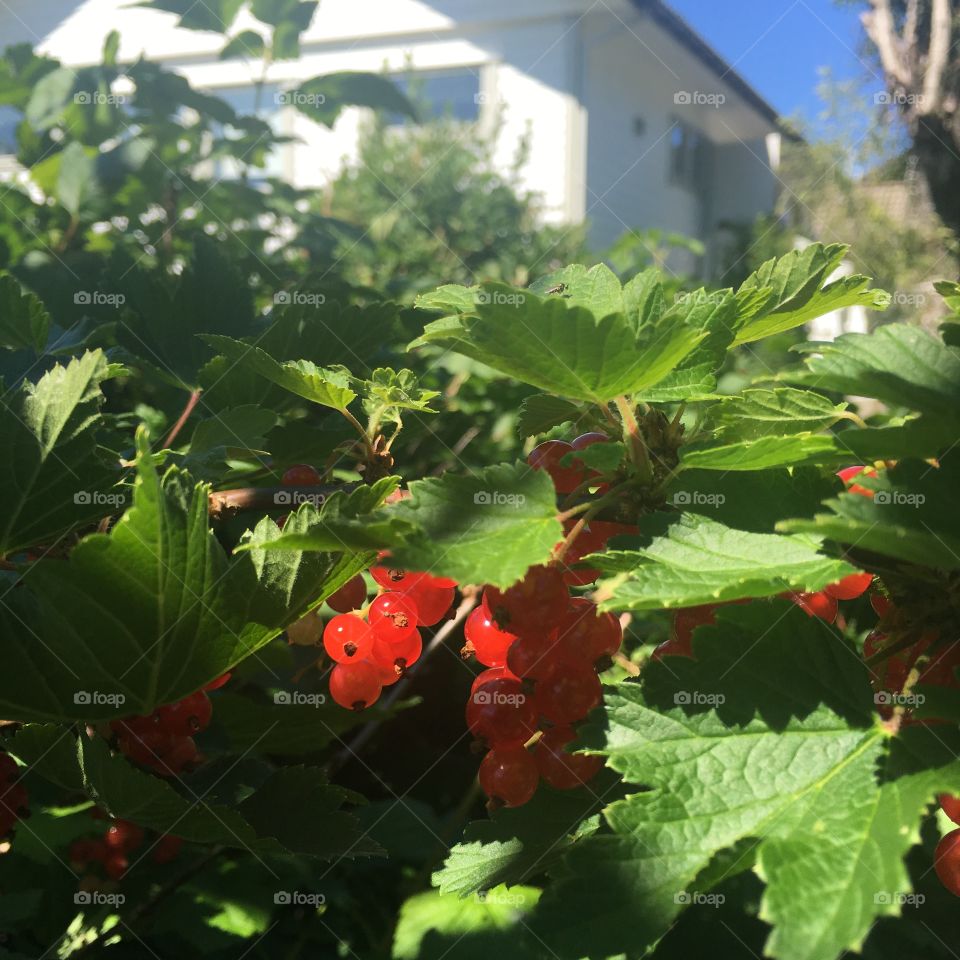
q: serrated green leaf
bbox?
[595,514,857,611]
[680,432,846,471]
[394,887,541,960]
[531,603,960,960]
[433,781,614,896]
[705,388,849,441]
[0,349,120,555]
[388,461,563,588]
[528,263,623,319]
[412,282,707,404]
[778,456,960,570]
[0,274,50,352]
[361,367,439,424]
[202,334,356,410]
[733,243,889,345]
[781,324,960,420]
[0,432,366,722]
[516,394,583,437]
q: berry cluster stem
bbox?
[614,396,651,480]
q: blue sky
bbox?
[668,0,883,129]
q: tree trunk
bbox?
[913,115,960,256]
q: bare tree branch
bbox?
[921,0,954,114]
[862,0,912,89]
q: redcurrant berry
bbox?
[535,725,602,789]
[153,834,183,864]
[935,829,960,896]
[506,632,563,682]
[478,746,539,808]
[281,464,321,486]
[824,572,873,600]
[369,592,419,644]
[785,591,838,622]
[464,607,517,667]
[483,565,568,634]
[326,575,367,614]
[104,820,144,853]
[940,794,960,825]
[534,660,602,724]
[323,614,375,662]
[466,677,537,747]
[329,660,382,710]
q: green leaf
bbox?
[0,274,50,352]
[202,335,357,410]
[434,779,615,896]
[361,367,440,424]
[528,263,624,318]
[778,456,960,570]
[290,72,417,127]
[238,476,407,553]
[388,461,563,588]
[219,30,266,60]
[0,350,120,556]
[664,467,839,533]
[56,141,100,217]
[0,432,366,722]
[394,887,541,960]
[135,0,244,33]
[413,282,707,404]
[782,324,960,420]
[594,514,857,611]
[516,394,583,437]
[181,405,276,476]
[679,432,846,471]
[638,288,738,401]
[76,734,379,857]
[705,388,849,441]
[531,603,960,960]
[8,724,85,791]
[733,243,889,345]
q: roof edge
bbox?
[631,0,783,130]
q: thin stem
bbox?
[614,395,651,479]
[163,389,202,448]
[340,408,377,462]
[554,501,607,564]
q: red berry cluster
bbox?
[463,564,618,809]
[110,674,228,777]
[324,563,457,711]
[0,751,28,837]
[71,816,182,881]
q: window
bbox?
[208,84,284,181]
[669,118,706,190]
[0,106,20,154]
[387,69,481,125]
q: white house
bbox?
[0,0,784,265]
